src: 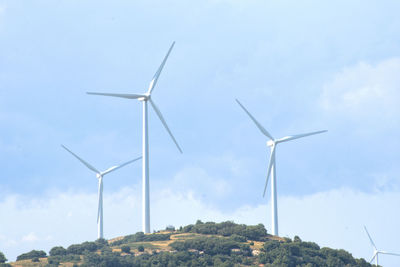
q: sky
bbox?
[1,0,400,265]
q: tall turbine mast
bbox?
[364,226,400,266]
[87,42,182,233]
[236,99,326,236]
[61,145,141,239]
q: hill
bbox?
[4,221,374,267]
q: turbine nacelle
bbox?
[62,144,141,239]
[87,42,181,234]
[267,140,275,147]
[138,96,148,102]
[236,98,327,237]
[138,93,151,102]
[86,42,182,155]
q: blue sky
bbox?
[1,0,400,265]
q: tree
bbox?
[49,246,67,256]
[95,238,108,248]
[293,235,302,243]
[121,246,131,253]
[166,225,175,231]
[0,251,7,263]
[16,250,47,261]
[138,245,145,252]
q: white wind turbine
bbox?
[62,145,141,239]
[87,42,182,233]
[236,99,326,236]
[364,226,400,266]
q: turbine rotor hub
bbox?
[138,95,149,101]
[267,140,275,147]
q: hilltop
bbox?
[4,221,374,267]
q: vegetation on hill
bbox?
[0,251,8,267]
[16,250,47,261]
[181,220,268,241]
[6,221,374,267]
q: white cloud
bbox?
[170,166,233,199]
[319,58,400,128]
[1,187,400,266]
[22,233,39,242]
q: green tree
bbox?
[16,250,47,261]
[121,246,130,253]
[49,246,67,256]
[293,235,302,243]
[0,251,7,263]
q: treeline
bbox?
[112,231,172,246]
[6,221,375,267]
[181,220,268,241]
[258,236,372,267]
[170,236,251,256]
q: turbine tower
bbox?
[87,42,182,233]
[364,226,400,266]
[62,145,141,239]
[236,99,326,236]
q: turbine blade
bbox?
[97,178,103,223]
[236,99,274,140]
[148,42,175,94]
[379,251,400,256]
[275,130,327,143]
[149,99,182,153]
[87,92,145,99]
[101,156,142,176]
[61,145,100,174]
[263,146,276,197]
[364,226,378,250]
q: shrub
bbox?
[230,234,247,242]
[166,225,175,231]
[95,238,109,248]
[170,236,249,256]
[47,257,60,264]
[138,245,145,252]
[112,232,171,245]
[121,246,131,253]
[48,254,80,264]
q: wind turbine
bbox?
[61,145,141,239]
[364,226,400,266]
[236,99,326,236]
[87,42,182,233]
